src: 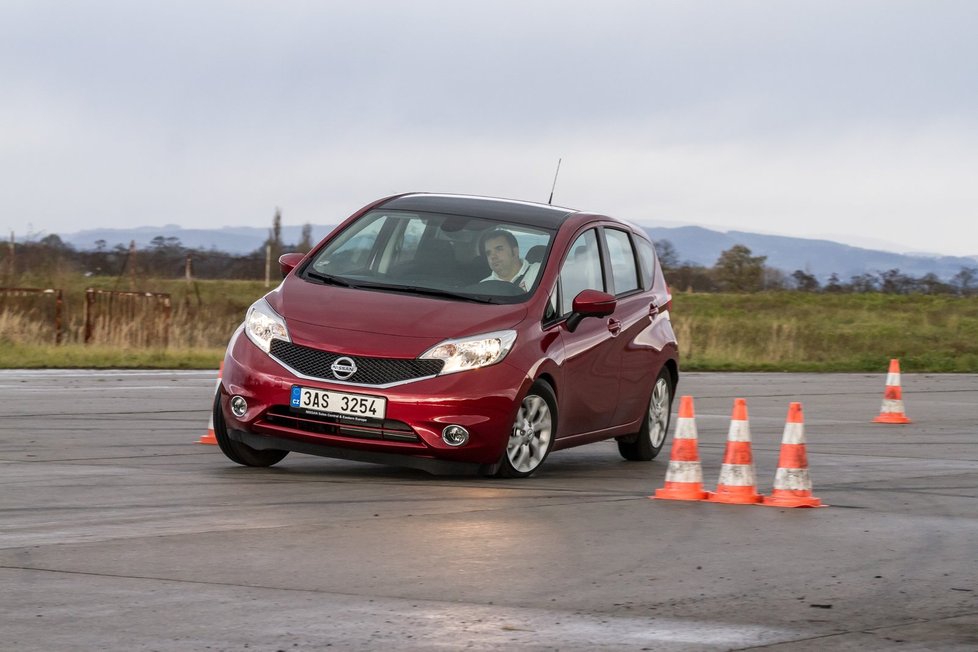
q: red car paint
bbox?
[215,193,679,477]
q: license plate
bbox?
[290,385,387,422]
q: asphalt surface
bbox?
[1,369,976,651]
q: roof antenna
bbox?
[547,158,562,205]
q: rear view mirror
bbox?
[279,252,305,277]
[566,289,617,332]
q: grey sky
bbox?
[3,1,977,256]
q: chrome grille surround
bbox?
[269,339,443,388]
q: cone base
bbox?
[652,486,708,501]
[873,414,911,424]
[197,431,218,445]
[760,494,825,508]
[705,489,762,505]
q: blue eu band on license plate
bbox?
[290,385,387,421]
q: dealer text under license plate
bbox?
[290,385,386,421]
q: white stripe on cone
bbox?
[665,460,704,483]
[773,467,813,491]
[716,463,756,487]
[727,419,751,442]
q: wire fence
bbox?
[84,289,172,347]
[0,287,64,344]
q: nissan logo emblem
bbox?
[331,357,357,380]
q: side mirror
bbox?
[278,252,305,277]
[566,289,617,332]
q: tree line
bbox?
[656,240,978,295]
[1,209,315,284]
[2,227,976,296]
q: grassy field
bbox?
[2,276,977,372]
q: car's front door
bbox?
[554,228,623,438]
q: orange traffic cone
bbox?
[760,403,826,508]
[652,395,708,501]
[706,398,763,504]
[873,358,911,424]
[197,362,223,445]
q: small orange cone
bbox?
[197,362,223,445]
[760,403,826,508]
[652,395,708,501]
[706,398,763,504]
[873,358,911,424]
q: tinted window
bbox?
[605,229,639,295]
[559,230,604,315]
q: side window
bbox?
[635,237,657,289]
[389,217,427,267]
[558,230,603,315]
[605,229,640,295]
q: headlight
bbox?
[420,330,517,375]
[244,298,290,353]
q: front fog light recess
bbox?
[442,425,470,447]
[230,395,248,417]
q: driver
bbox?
[480,229,540,291]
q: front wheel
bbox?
[213,392,289,467]
[618,368,673,461]
[496,380,557,478]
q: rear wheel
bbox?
[617,368,673,461]
[496,380,557,478]
[213,392,289,467]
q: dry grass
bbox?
[3,276,978,370]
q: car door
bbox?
[554,228,623,438]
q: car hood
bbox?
[268,276,528,357]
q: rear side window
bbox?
[604,229,639,295]
[634,237,658,289]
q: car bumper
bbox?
[219,328,532,469]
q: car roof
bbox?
[378,193,578,229]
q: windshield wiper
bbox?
[353,282,496,304]
[306,271,354,288]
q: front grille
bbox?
[270,340,443,386]
[263,406,420,442]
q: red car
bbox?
[215,193,679,477]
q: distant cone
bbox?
[706,398,763,504]
[197,362,224,445]
[873,358,911,424]
[760,402,826,508]
[652,395,708,501]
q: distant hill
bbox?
[57,222,977,282]
[62,224,339,255]
[645,226,977,282]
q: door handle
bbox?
[649,302,659,318]
[607,318,622,335]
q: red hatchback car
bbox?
[215,193,679,477]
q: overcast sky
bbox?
[3,1,976,256]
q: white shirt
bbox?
[482,259,541,291]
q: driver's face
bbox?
[484,236,520,280]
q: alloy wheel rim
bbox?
[648,378,670,449]
[508,395,553,473]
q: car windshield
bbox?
[303,210,554,303]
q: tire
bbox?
[496,380,557,478]
[617,368,673,461]
[213,392,289,467]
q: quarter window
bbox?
[635,237,657,289]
